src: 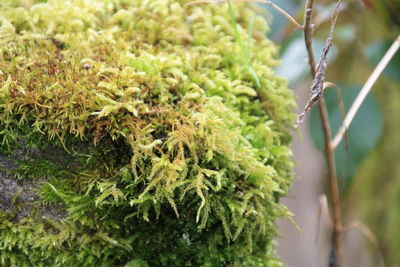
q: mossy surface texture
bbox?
[0,0,295,266]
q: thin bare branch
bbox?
[320,97,343,265]
[314,2,348,28]
[303,0,344,264]
[185,0,304,29]
[304,0,317,76]
[323,82,351,183]
[331,34,400,149]
[342,221,385,267]
[296,0,342,126]
[323,82,345,120]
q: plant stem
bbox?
[303,0,343,264]
[331,34,400,149]
[304,0,316,73]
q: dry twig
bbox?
[331,34,400,149]
[323,82,346,126]
[296,0,342,126]
[323,82,349,179]
[303,0,344,265]
[317,195,385,266]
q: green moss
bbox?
[0,0,295,266]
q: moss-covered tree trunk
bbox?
[0,1,295,266]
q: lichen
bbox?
[0,0,295,266]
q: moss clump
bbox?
[0,0,295,266]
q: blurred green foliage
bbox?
[263,0,399,265]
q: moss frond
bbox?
[0,0,295,266]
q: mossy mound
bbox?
[0,0,295,266]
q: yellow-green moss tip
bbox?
[0,0,295,266]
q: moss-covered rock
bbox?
[0,0,295,266]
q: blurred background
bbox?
[256,0,400,266]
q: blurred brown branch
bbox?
[318,195,385,267]
[297,0,342,126]
[331,34,400,149]
[303,0,344,265]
